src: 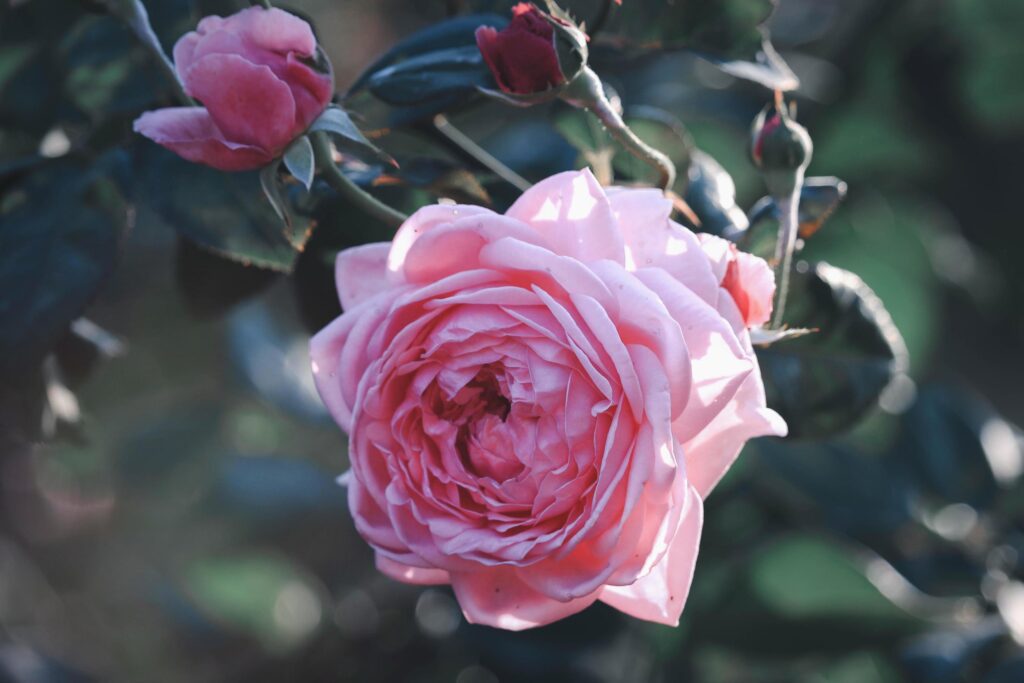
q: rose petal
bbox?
[183,53,296,154]
[375,554,450,585]
[133,108,273,171]
[506,169,625,264]
[451,566,600,630]
[599,484,703,626]
[335,243,392,310]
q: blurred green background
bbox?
[2,0,1024,681]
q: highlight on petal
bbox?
[506,169,625,264]
[133,108,273,171]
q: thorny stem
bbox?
[310,132,408,230]
[433,114,532,193]
[565,67,676,191]
[770,171,804,329]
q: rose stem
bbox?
[432,114,532,192]
[310,131,408,230]
[118,1,191,104]
[770,170,804,329]
[566,67,676,191]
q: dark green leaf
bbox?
[743,176,848,255]
[308,106,394,166]
[597,0,797,90]
[896,387,1021,507]
[757,262,909,439]
[347,14,507,97]
[135,144,309,272]
[684,149,748,237]
[175,238,278,319]
[367,45,494,107]
[0,152,130,378]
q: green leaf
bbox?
[0,152,130,378]
[282,136,315,191]
[756,262,909,439]
[697,535,930,654]
[135,145,310,272]
[183,553,324,652]
[597,0,797,90]
[308,106,395,166]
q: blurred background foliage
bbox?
[2,0,1024,681]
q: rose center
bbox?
[444,369,523,482]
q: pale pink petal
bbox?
[133,108,273,171]
[388,204,494,281]
[375,554,450,585]
[697,234,732,283]
[183,53,296,154]
[231,6,318,57]
[683,368,786,497]
[506,169,625,264]
[335,243,392,310]
[451,566,600,630]
[607,187,719,305]
[599,484,703,626]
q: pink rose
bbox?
[476,3,566,95]
[698,236,776,328]
[310,170,786,630]
[133,7,333,171]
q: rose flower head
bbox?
[311,170,786,630]
[134,7,333,171]
[476,3,571,95]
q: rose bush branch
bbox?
[562,67,676,191]
[432,114,532,192]
[750,94,813,329]
[310,131,408,230]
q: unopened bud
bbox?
[750,97,813,197]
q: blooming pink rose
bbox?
[698,236,776,328]
[311,170,786,630]
[476,3,566,95]
[133,7,333,171]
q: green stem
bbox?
[252,0,273,8]
[770,172,804,329]
[589,0,615,38]
[119,1,191,104]
[433,114,531,192]
[311,132,407,230]
[564,67,676,191]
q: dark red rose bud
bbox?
[475,3,566,95]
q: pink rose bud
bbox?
[133,7,333,171]
[311,171,786,630]
[699,236,776,328]
[476,3,567,95]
